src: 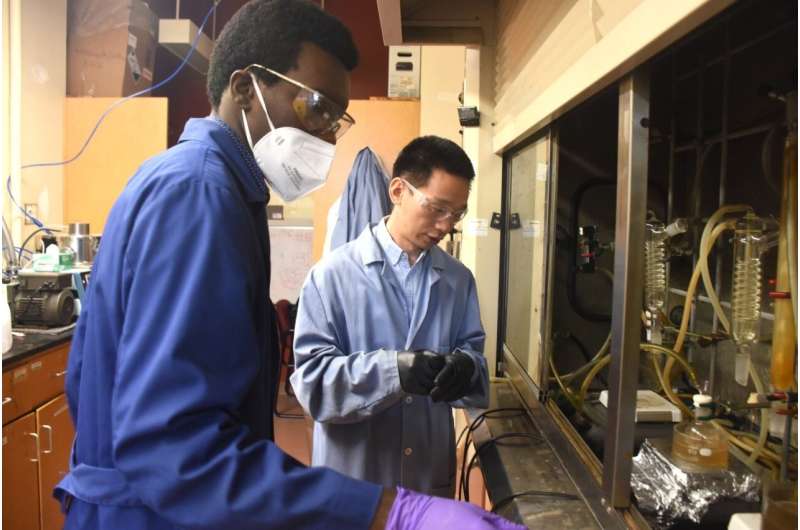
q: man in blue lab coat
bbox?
[292,136,490,497]
[55,1,523,529]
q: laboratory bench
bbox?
[3,330,73,530]
[465,379,611,529]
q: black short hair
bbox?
[206,0,358,108]
[392,136,475,186]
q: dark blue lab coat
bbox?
[55,117,382,529]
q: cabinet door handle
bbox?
[27,432,40,462]
[1,396,12,406]
[41,425,54,454]
[54,370,68,377]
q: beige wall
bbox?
[460,0,502,377]
[4,0,67,255]
[493,0,732,152]
[16,0,67,241]
[419,46,464,143]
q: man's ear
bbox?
[388,177,405,205]
[229,70,255,111]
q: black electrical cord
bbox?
[490,489,580,513]
[462,432,543,503]
[17,227,62,263]
[457,408,526,501]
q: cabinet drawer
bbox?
[3,343,70,425]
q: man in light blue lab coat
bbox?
[292,136,489,497]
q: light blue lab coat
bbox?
[291,225,489,497]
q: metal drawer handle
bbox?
[54,370,68,377]
[2,396,12,406]
[27,432,40,462]
[41,425,54,454]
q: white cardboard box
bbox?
[599,390,682,423]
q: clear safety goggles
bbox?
[402,179,468,223]
[248,64,355,139]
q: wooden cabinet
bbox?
[37,394,72,530]
[3,343,73,530]
[3,413,41,530]
[3,342,70,426]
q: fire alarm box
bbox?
[388,46,420,98]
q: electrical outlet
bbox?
[23,203,38,225]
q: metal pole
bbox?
[781,412,792,481]
[602,69,650,508]
[711,20,731,393]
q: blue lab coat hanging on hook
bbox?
[329,147,392,251]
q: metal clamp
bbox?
[54,370,68,377]
[2,396,12,406]
[27,432,40,462]
[41,425,53,454]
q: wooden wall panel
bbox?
[495,0,641,139]
[64,97,168,233]
[310,99,420,262]
[492,0,731,151]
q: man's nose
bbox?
[435,216,456,233]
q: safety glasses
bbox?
[248,64,355,139]
[402,179,468,223]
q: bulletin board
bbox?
[268,223,314,303]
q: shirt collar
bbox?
[358,218,443,270]
[177,117,269,203]
[373,218,405,266]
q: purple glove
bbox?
[385,486,527,530]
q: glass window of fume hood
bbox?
[501,133,552,389]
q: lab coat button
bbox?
[404,447,413,456]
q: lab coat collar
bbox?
[178,117,269,203]
[357,224,447,273]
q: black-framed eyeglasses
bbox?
[248,64,355,139]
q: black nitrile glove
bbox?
[430,352,475,402]
[397,350,446,395]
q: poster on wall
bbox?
[268,223,313,303]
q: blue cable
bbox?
[6,0,221,229]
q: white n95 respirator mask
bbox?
[241,72,335,202]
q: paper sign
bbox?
[536,162,548,181]
[522,220,541,239]
[465,218,488,237]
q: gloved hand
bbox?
[397,351,446,395]
[385,486,526,530]
[430,352,475,402]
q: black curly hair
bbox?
[206,0,358,109]
[393,136,476,186]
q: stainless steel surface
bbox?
[538,129,560,398]
[68,222,90,236]
[470,381,601,529]
[504,351,631,529]
[602,70,650,508]
[57,233,96,264]
[505,344,540,404]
